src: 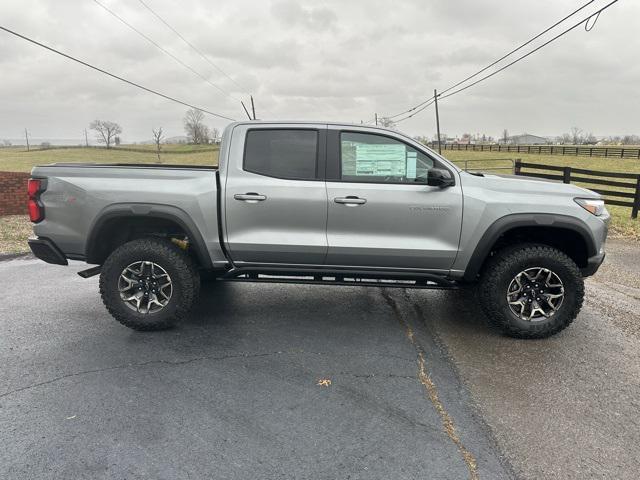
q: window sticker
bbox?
[354,143,407,176]
[406,151,417,179]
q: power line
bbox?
[394,97,436,123]
[438,0,597,96]
[383,0,613,121]
[0,25,236,121]
[440,0,619,100]
[136,0,251,95]
[92,0,241,104]
[386,95,435,120]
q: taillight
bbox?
[27,178,45,223]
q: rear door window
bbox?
[244,129,318,180]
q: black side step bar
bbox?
[77,265,102,278]
[221,267,458,290]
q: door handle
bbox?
[234,193,267,202]
[334,196,367,205]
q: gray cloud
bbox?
[0,0,637,142]
[270,0,338,31]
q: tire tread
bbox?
[479,243,584,339]
[99,238,199,331]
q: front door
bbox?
[325,129,463,271]
[224,125,328,265]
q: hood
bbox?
[460,171,600,198]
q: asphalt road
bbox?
[0,257,511,480]
[1,241,639,479]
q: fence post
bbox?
[514,159,521,176]
[563,166,571,184]
[632,176,640,219]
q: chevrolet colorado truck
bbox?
[27,121,608,338]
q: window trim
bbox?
[242,127,325,182]
[332,129,454,185]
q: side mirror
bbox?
[427,168,455,188]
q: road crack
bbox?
[0,350,416,400]
[0,351,286,399]
[382,289,479,480]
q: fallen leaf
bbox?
[317,378,332,387]
[66,415,76,420]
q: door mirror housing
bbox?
[426,168,455,188]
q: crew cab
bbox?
[27,121,609,338]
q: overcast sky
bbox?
[0,0,637,142]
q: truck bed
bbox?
[40,162,217,170]
[30,163,224,266]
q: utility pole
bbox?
[241,101,252,120]
[24,128,30,152]
[434,89,442,154]
[84,128,89,147]
[375,113,378,126]
[250,95,256,120]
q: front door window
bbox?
[340,132,434,183]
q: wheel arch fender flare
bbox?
[463,213,597,281]
[85,203,213,269]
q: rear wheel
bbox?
[478,244,584,339]
[99,238,200,331]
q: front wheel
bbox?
[478,244,584,339]
[99,238,200,331]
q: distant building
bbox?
[503,133,549,145]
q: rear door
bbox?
[224,124,328,265]
[324,127,463,271]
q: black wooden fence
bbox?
[441,143,640,159]
[514,160,640,218]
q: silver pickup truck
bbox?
[27,121,609,338]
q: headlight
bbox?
[574,198,605,216]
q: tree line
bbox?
[6,109,221,157]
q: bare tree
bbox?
[184,108,209,144]
[210,127,220,144]
[502,129,509,144]
[558,133,572,145]
[84,128,89,147]
[570,126,583,145]
[24,128,30,151]
[90,120,122,148]
[377,117,397,129]
[152,127,164,162]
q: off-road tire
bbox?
[99,238,200,331]
[478,243,584,339]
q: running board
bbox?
[77,265,102,278]
[221,267,458,290]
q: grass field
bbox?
[0,146,637,254]
[0,215,32,255]
[444,150,640,239]
[0,144,220,172]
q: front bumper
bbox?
[28,237,68,265]
[581,251,605,277]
